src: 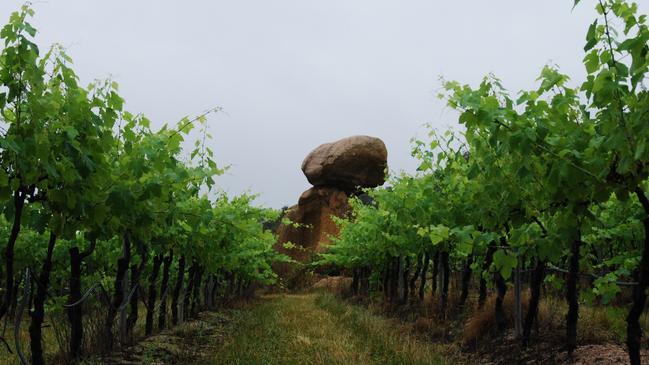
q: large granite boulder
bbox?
[301,135,387,191]
[274,135,388,288]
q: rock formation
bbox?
[274,135,388,285]
[302,135,388,190]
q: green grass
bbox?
[6,292,643,365]
[0,313,64,365]
[195,293,455,365]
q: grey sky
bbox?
[1,1,644,208]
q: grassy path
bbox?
[195,293,453,365]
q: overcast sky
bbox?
[1,1,645,208]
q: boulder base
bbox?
[301,135,387,190]
[273,187,351,280]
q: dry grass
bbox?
[312,293,460,364]
[84,310,233,365]
[312,276,352,296]
[578,304,625,344]
[461,290,649,348]
[0,302,183,365]
[412,317,436,333]
[0,312,68,365]
[462,290,530,345]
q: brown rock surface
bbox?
[301,135,387,190]
[273,187,351,282]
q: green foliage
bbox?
[320,0,649,311]
[0,6,288,362]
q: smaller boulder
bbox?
[301,135,387,190]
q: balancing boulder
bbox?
[301,135,387,191]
